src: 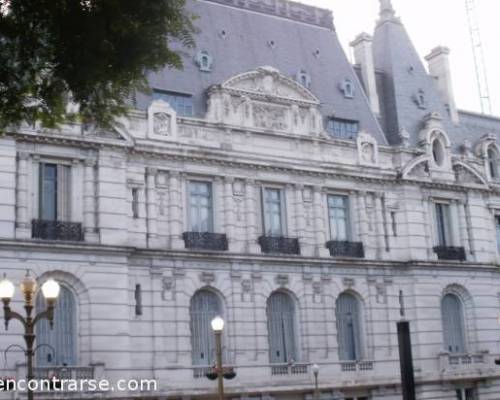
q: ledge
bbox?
[258,236,300,255]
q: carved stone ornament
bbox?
[206,66,322,136]
[357,131,378,166]
[147,99,177,140]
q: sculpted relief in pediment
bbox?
[206,66,323,136]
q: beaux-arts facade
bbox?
[1,1,500,399]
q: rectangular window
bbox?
[328,194,350,241]
[326,118,359,140]
[153,89,193,117]
[496,216,500,253]
[38,163,70,221]
[135,284,142,316]
[435,203,451,246]
[263,188,284,236]
[456,388,476,400]
[131,188,139,219]
[188,181,213,232]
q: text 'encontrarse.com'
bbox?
[0,378,158,392]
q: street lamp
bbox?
[211,316,225,400]
[0,272,60,400]
[311,363,320,400]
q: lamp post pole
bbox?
[312,364,319,400]
[211,316,225,400]
[0,272,61,400]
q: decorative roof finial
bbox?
[379,0,396,21]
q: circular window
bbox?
[432,138,445,166]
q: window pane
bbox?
[336,293,362,361]
[264,188,283,236]
[327,118,359,140]
[441,294,466,353]
[189,181,213,232]
[435,203,450,246]
[267,292,296,363]
[40,163,58,221]
[496,217,500,253]
[153,90,193,117]
[328,195,349,240]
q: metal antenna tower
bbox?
[464,0,492,114]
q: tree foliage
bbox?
[0,0,195,129]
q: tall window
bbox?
[328,195,350,241]
[496,216,500,253]
[336,293,362,361]
[190,290,222,365]
[488,147,498,179]
[263,188,284,236]
[39,163,71,221]
[188,181,213,232]
[267,292,297,363]
[456,388,476,400]
[36,286,77,366]
[441,293,466,353]
[153,90,193,117]
[326,118,359,140]
[435,203,451,246]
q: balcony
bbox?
[340,360,374,372]
[433,246,466,261]
[258,236,300,255]
[438,352,493,379]
[325,241,364,258]
[270,363,309,376]
[31,220,84,241]
[182,232,228,251]
[34,366,95,380]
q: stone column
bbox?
[224,177,235,250]
[374,193,386,258]
[245,179,260,253]
[313,186,329,257]
[146,167,158,248]
[83,159,98,243]
[214,177,225,233]
[457,200,471,257]
[16,152,30,238]
[168,171,184,250]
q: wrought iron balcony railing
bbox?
[31,220,84,242]
[325,240,365,258]
[258,236,300,255]
[433,246,466,261]
[182,232,228,251]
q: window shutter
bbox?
[267,292,297,363]
[336,293,362,361]
[57,165,71,221]
[441,294,466,353]
[36,286,77,366]
[190,290,222,365]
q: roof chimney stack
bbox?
[425,46,459,124]
[350,33,380,116]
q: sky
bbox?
[297,0,500,117]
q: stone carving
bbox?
[454,164,483,185]
[153,112,171,136]
[275,274,289,286]
[162,277,175,300]
[399,127,410,148]
[342,277,355,288]
[200,271,215,285]
[357,131,378,165]
[252,103,288,131]
[408,161,431,178]
[362,143,375,163]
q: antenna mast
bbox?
[464,0,492,114]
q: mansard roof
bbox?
[135,0,388,145]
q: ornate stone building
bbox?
[1,0,500,399]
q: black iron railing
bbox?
[258,236,300,255]
[182,232,228,251]
[31,220,84,241]
[433,246,466,261]
[325,241,365,258]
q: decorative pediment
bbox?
[206,67,322,136]
[147,99,178,141]
[453,160,488,186]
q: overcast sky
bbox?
[298,0,500,117]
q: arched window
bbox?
[432,138,445,166]
[36,286,77,366]
[336,293,362,361]
[190,289,222,365]
[267,291,297,363]
[441,293,466,353]
[487,146,498,179]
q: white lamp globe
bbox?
[211,316,224,332]
[0,277,15,300]
[312,363,319,375]
[41,279,60,300]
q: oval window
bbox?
[432,138,445,166]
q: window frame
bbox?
[261,186,287,237]
[434,201,452,247]
[152,89,194,117]
[336,292,363,361]
[187,180,214,233]
[326,117,359,140]
[37,161,72,222]
[327,193,351,241]
[441,293,467,354]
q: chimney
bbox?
[425,46,459,124]
[350,33,380,116]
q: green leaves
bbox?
[0,0,195,130]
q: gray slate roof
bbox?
[135,0,387,145]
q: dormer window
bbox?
[487,145,499,180]
[340,78,354,99]
[326,118,359,140]
[195,51,213,72]
[296,70,311,89]
[153,90,193,117]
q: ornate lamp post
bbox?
[311,363,320,400]
[211,316,225,400]
[0,272,61,400]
